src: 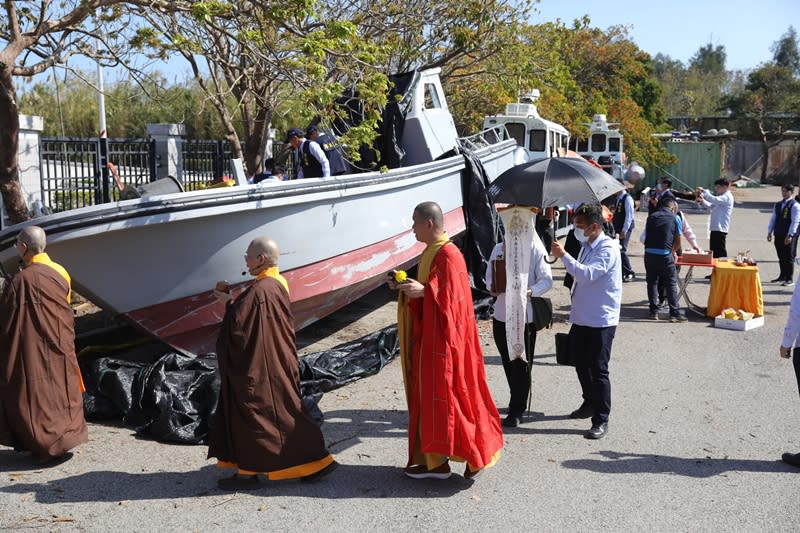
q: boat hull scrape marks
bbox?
[124,208,466,355]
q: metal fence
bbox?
[181,140,238,190]
[36,136,298,213]
[39,137,156,213]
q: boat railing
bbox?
[457,124,510,152]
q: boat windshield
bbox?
[570,137,589,152]
[505,122,526,147]
[529,130,546,152]
[591,134,606,152]
[423,83,442,109]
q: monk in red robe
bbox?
[208,237,337,490]
[0,226,87,464]
[389,202,503,480]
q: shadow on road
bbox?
[0,462,475,503]
[561,450,792,477]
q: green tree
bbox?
[0,0,186,224]
[531,18,672,168]
[652,53,687,117]
[135,1,392,176]
[772,26,800,76]
[18,72,232,139]
[722,63,800,181]
[689,43,726,75]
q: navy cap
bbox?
[285,128,303,142]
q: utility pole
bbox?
[96,37,110,203]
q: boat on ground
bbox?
[569,113,626,180]
[482,90,574,236]
[0,69,518,355]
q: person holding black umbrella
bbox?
[551,204,622,440]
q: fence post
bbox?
[146,124,186,184]
[215,140,225,180]
[98,136,110,203]
[148,139,158,183]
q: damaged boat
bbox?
[0,68,519,355]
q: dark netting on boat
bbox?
[332,70,418,171]
[459,149,500,301]
[80,324,399,444]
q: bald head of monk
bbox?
[412,202,445,245]
[245,237,280,276]
[16,226,47,262]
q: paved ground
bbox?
[1,184,799,532]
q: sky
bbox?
[533,0,800,71]
[21,0,800,88]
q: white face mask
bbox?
[574,227,590,243]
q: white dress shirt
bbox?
[485,239,553,323]
[700,189,734,233]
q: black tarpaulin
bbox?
[80,324,399,444]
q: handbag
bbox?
[555,332,575,366]
[530,296,553,331]
[491,257,506,293]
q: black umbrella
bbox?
[487,157,625,208]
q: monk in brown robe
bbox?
[389,202,503,480]
[0,226,87,464]
[208,237,337,490]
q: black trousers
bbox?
[794,348,800,398]
[619,223,635,277]
[645,253,681,315]
[710,231,728,258]
[493,319,536,417]
[774,234,798,281]
[569,324,615,424]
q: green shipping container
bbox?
[646,141,725,193]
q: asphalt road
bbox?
[1,184,798,532]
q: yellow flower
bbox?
[394,270,408,283]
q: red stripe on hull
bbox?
[125,208,465,355]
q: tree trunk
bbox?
[0,60,30,224]
[243,107,272,177]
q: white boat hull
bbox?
[1,142,517,355]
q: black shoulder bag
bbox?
[530,296,553,331]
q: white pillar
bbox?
[146,123,186,182]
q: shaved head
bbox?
[414,202,443,230]
[247,237,280,267]
[17,226,47,255]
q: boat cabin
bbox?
[401,68,460,166]
[569,114,624,180]
[482,90,570,161]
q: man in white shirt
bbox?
[286,128,330,179]
[552,204,622,440]
[779,281,800,468]
[485,236,553,428]
[697,179,734,259]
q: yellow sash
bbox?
[397,232,449,404]
[29,253,72,304]
[256,265,289,295]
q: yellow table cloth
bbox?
[706,259,764,318]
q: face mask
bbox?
[574,227,590,243]
[655,183,663,191]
